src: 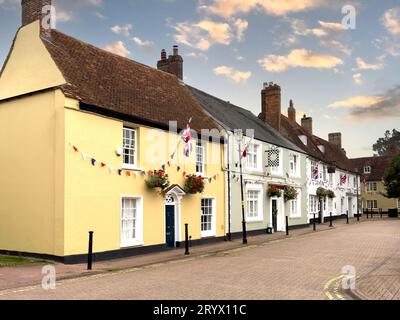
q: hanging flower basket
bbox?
[145,169,170,190]
[267,185,282,198]
[325,189,336,199]
[283,186,298,202]
[316,187,327,199]
[184,174,205,194]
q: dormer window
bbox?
[318,145,325,154]
[299,135,307,146]
[364,166,371,174]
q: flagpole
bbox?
[237,132,248,245]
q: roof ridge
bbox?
[43,28,177,80]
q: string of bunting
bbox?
[69,144,221,183]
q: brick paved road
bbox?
[1,220,399,300]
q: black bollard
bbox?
[185,224,190,255]
[346,210,349,224]
[329,212,333,228]
[87,231,94,271]
[313,214,316,231]
[366,209,369,219]
[286,216,289,236]
[380,208,383,219]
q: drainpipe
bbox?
[226,132,232,241]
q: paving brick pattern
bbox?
[0,218,399,300]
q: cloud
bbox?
[354,57,384,71]
[202,0,323,17]
[330,86,400,121]
[382,7,400,35]
[329,95,384,109]
[353,73,363,85]
[171,18,248,51]
[317,21,346,32]
[186,52,209,63]
[56,10,73,23]
[258,49,343,72]
[103,41,131,57]
[213,66,252,83]
[132,37,155,51]
[111,24,133,36]
[320,40,352,56]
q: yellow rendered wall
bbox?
[64,108,226,256]
[0,90,65,256]
[0,21,65,101]
[361,182,398,211]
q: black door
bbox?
[272,199,278,232]
[165,205,175,247]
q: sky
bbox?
[0,0,399,158]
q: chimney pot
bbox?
[328,132,342,150]
[301,115,313,135]
[22,0,52,27]
[157,45,183,80]
[260,82,281,132]
[288,99,296,122]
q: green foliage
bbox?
[0,255,49,268]
[267,185,282,198]
[184,174,205,194]
[283,186,298,202]
[384,154,400,198]
[373,129,400,156]
[145,170,170,190]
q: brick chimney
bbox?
[288,99,296,122]
[387,137,398,156]
[260,82,281,132]
[328,132,342,150]
[157,45,183,80]
[22,0,52,26]
[301,115,313,135]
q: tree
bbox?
[373,129,400,156]
[383,154,400,198]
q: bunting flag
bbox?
[161,164,166,171]
[118,169,123,176]
[126,171,131,177]
[177,166,181,172]
[91,158,97,166]
[73,146,79,152]
[100,162,106,168]
[82,153,87,161]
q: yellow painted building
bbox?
[0,17,226,263]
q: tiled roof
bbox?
[188,86,305,153]
[350,156,391,181]
[280,115,356,173]
[41,30,218,132]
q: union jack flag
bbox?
[340,174,347,185]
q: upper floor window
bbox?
[364,166,371,174]
[246,143,261,170]
[196,141,205,175]
[289,153,299,176]
[123,127,137,168]
[366,182,377,192]
[323,165,327,181]
[268,147,281,174]
[311,161,318,180]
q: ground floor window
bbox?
[201,198,215,237]
[366,200,378,210]
[121,197,142,247]
[246,185,263,222]
[289,190,301,218]
[398,199,400,209]
[309,195,319,214]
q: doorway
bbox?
[165,204,175,247]
[271,197,285,232]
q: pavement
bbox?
[0,217,399,300]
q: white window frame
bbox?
[397,199,400,209]
[289,152,300,177]
[122,127,137,170]
[269,146,283,175]
[366,182,377,192]
[245,184,263,222]
[246,142,262,171]
[200,198,216,238]
[367,200,378,210]
[289,190,301,218]
[309,195,319,214]
[120,196,143,248]
[196,141,206,175]
[364,166,371,174]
